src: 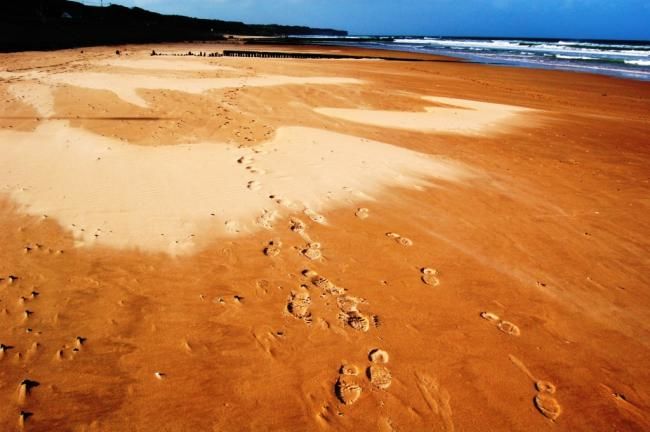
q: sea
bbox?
[300,36,650,82]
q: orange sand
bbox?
[0,44,649,431]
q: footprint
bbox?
[289,217,306,233]
[256,209,277,230]
[224,220,240,233]
[355,208,369,220]
[509,355,562,421]
[302,243,322,260]
[421,268,440,286]
[19,410,33,428]
[398,237,413,246]
[534,393,562,420]
[287,287,312,323]
[385,232,412,246]
[263,240,282,257]
[304,208,326,224]
[346,310,371,332]
[479,311,500,322]
[247,180,262,191]
[334,296,371,331]
[497,320,521,337]
[369,349,390,364]
[340,364,360,376]
[309,274,346,295]
[17,379,39,405]
[367,365,392,389]
[481,312,521,336]
[237,155,253,164]
[335,366,363,405]
[535,381,557,394]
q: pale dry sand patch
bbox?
[0,122,472,254]
[315,96,534,134]
[7,82,55,117]
[94,57,239,72]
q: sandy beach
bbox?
[1,43,649,431]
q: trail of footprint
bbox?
[480,312,521,336]
[509,355,562,421]
[385,232,413,246]
[421,267,440,287]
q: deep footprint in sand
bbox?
[367,365,392,389]
[263,240,282,257]
[17,379,39,405]
[287,287,312,323]
[421,268,440,286]
[346,310,371,332]
[335,375,362,405]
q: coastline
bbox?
[1,42,649,431]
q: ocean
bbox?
[308,36,650,82]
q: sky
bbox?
[101,0,650,40]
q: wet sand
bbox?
[1,43,649,431]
